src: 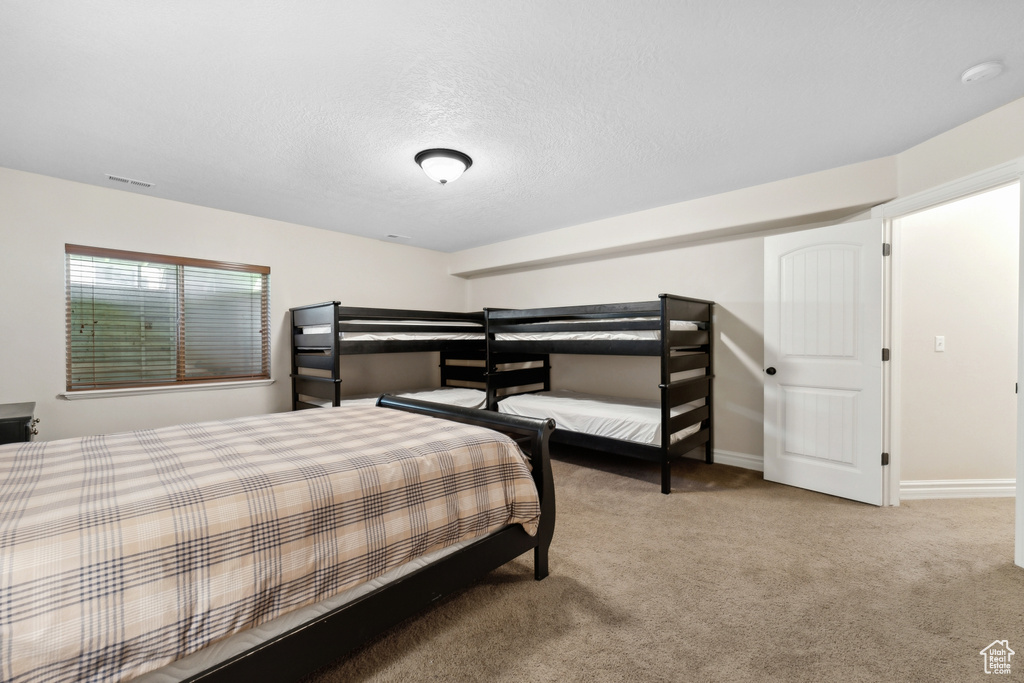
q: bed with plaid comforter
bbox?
[0,404,540,682]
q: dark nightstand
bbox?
[0,402,38,445]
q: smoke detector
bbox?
[961,61,1004,84]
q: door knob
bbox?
[765,367,777,375]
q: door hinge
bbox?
[883,243,891,256]
[881,452,890,466]
[882,348,890,361]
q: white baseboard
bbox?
[714,449,763,472]
[899,479,1016,500]
[707,454,1014,499]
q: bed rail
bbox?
[486,295,709,358]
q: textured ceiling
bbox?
[2,1,1023,252]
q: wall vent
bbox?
[106,174,154,189]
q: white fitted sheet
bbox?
[339,386,487,409]
[495,318,698,342]
[301,320,483,342]
[497,390,702,445]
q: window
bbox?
[65,244,270,391]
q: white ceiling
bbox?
[2,1,1023,253]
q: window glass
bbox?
[66,245,269,391]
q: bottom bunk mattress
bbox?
[0,405,540,683]
[339,386,487,409]
[497,390,701,446]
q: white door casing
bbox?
[764,218,884,505]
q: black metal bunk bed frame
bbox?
[485,293,714,494]
[189,395,555,682]
[290,302,489,410]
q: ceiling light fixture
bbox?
[415,148,472,185]
[961,61,1004,84]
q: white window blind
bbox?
[66,245,270,391]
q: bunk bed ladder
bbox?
[290,301,342,410]
[484,309,551,410]
[658,294,716,493]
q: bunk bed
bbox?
[290,302,490,410]
[486,294,714,494]
[0,395,555,683]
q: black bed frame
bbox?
[187,395,555,682]
[290,302,489,409]
[486,293,714,494]
[288,295,714,494]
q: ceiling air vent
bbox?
[106,174,154,189]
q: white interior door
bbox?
[764,218,884,505]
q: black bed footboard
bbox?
[377,393,556,576]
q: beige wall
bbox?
[897,183,1020,481]
[450,156,897,277]
[897,97,1024,198]
[0,168,465,439]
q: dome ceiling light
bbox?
[415,148,473,185]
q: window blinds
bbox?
[66,245,270,391]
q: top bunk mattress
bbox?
[497,390,702,446]
[300,320,484,343]
[494,318,698,342]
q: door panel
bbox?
[764,218,883,505]
[782,386,857,463]
[780,246,858,358]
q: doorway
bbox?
[891,182,1021,499]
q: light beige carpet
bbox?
[301,447,1023,682]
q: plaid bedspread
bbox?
[0,404,540,682]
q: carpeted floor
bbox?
[300,447,1023,682]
